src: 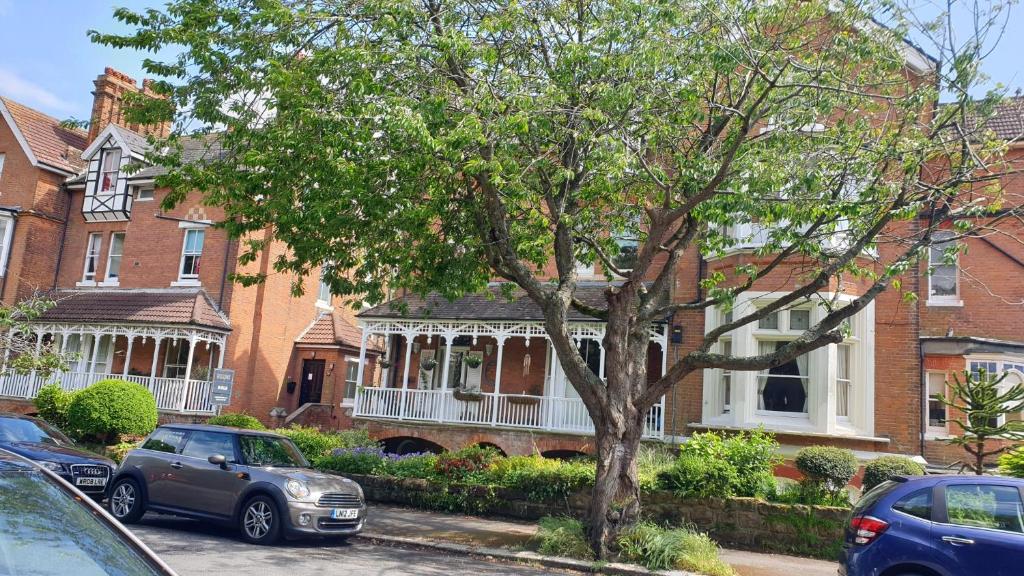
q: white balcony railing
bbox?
[355,387,664,439]
[0,371,216,415]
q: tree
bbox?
[1,295,69,378]
[92,0,1021,556]
[938,369,1024,475]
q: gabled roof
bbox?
[36,288,230,331]
[127,133,226,181]
[0,97,86,174]
[81,123,151,160]
[360,282,617,322]
[296,311,381,351]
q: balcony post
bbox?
[87,332,101,381]
[490,336,506,427]
[398,333,413,420]
[28,331,43,396]
[437,334,453,423]
[181,336,197,412]
[122,334,135,377]
[216,338,225,368]
[149,336,164,392]
[353,330,369,416]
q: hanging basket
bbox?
[420,358,438,371]
[506,395,540,406]
[464,354,483,369]
[453,389,485,402]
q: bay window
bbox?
[702,293,875,437]
[99,149,121,194]
[968,358,1024,428]
[926,372,948,437]
[344,358,360,403]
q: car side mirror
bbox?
[208,454,229,469]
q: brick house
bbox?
[0,68,379,423]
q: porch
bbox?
[352,289,668,439]
[1,323,228,415]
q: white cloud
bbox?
[0,68,77,114]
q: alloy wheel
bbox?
[111,483,135,518]
[243,501,273,540]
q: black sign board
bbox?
[210,368,235,406]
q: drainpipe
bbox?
[52,185,73,290]
[218,234,233,311]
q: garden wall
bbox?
[345,473,848,559]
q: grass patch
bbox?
[533,516,595,561]
[617,522,736,576]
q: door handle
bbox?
[941,536,975,546]
[169,461,183,469]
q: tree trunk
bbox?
[587,414,645,558]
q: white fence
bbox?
[355,387,664,439]
[0,371,216,414]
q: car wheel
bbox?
[108,478,145,524]
[239,495,281,545]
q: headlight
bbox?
[285,478,310,499]
[39,461,64,473]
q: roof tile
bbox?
[1,97,87,173]
[37,288,230,331]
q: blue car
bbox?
[841,475,1024,576]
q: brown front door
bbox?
[299,359,325,406]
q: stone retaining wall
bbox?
[345,473,848,559]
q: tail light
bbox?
[850,516,889,545]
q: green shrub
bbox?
[207,412,266,430]
[66,379,158,443]
[617,523,735,576]
[274,426,378,466]
[999,447,1024,478]
[108,441,140,464]
[862,456,925,491]
[34,384,76,431]
[434,445,501,480]
[533,516,594,560]
[658,454,737,499]
[772,481,851,508]
[794,446,858,498]
[483,455,595,501]
[637,445,676,492]
[318,446,387,475]
[657,430,780,499]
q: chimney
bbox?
[87,67,172,145]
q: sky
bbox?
[0,0,1021,121]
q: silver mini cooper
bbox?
[107,423,366,544]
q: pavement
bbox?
[131,504,840,576]
[364,505,839,576]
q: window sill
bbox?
[76,281,98,287]
[341,399,355,407]
[171,279,201,287]
[315,301,334,312]
[926,299,963,307]
[98,280,120,287]
[690,421,890,443]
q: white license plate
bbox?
[330,508,358,520]
[76,477,106,487]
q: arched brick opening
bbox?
[540,449,589,460]
[473,442,507,457]
[380,436,446,455]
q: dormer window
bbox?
[100,149,121,193]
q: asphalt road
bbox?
[130,514,566,576]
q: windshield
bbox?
[0,417,74,447]
[0,470,164,575]
[238,435,308,468]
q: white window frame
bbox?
[343,357,360,405]
[0,153,5,183]
[701,292,875,438]
[79,233,103,285]
[967,356,1024,430]
[925,371,949,438]
[98,148,121,194]
[102,232,125,286]
[134,186,154,201]
[173,225,206,286]
[927,230,962,306]
[316,266,333,310]
[0,213,14,276]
